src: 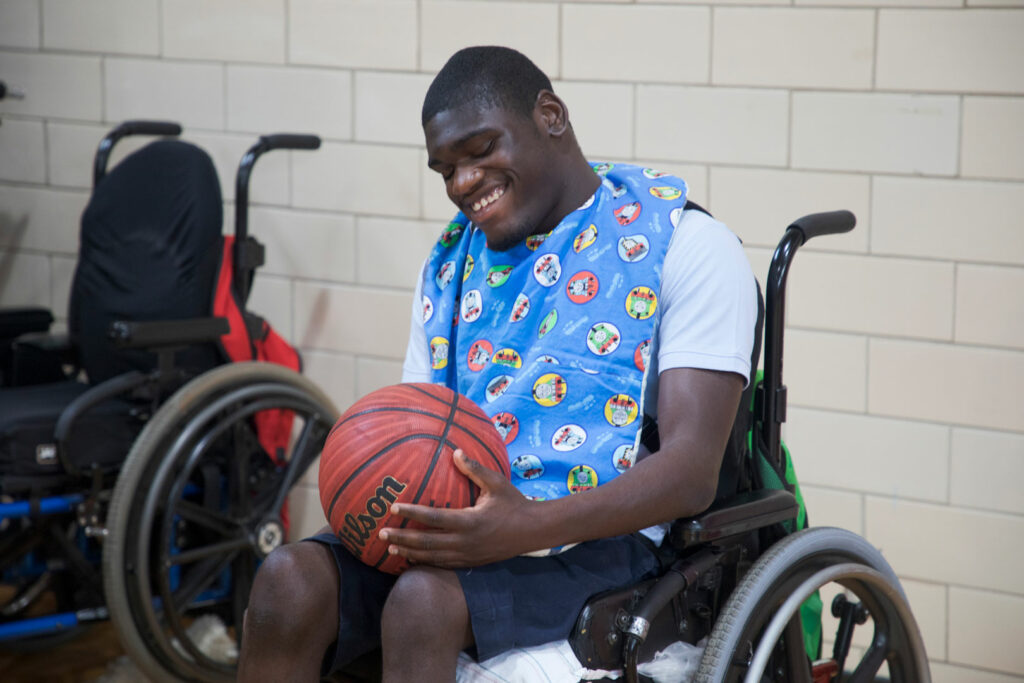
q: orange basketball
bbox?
[318,383,510,574]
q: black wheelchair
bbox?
[560,211,930,683]
[0,122,340,682]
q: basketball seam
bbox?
[370,388,460,570]
[446,420,507,474]
[405,383,495,427]
[325,433,442,523]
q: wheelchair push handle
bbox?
[93,120,183,187]
[787,209,856,245]
[759,209,856,471]
[259,133,322,151]
[234,132,322,303]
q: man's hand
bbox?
[380,449,534,568]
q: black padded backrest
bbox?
[69,139,224,383]
[714,280,764,501]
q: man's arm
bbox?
[380,365,743,568]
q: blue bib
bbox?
[421,163,688,501]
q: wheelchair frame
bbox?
[566,211,930,683]
[0,122,339,683]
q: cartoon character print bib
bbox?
[422,163,688,502]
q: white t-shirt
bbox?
[402,208,758,412]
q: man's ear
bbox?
[534,90,569,137]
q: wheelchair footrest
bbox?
[671,489,798,546]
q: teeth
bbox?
[472,186,504,213]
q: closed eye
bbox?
[472,139,496,159]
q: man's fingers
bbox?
[452,448,504,491]
[388,502,462,528]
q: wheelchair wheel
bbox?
[102,362,338,683]
[694,527,930,683]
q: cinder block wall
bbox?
[1,1,1022,678]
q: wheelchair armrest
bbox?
[7,331,76,385]
[108,316,230,350]
[55,371,151,476]
[670,488,798,546]
[0,307,54,340]
[14,330,72,354]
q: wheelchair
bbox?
[0,122,340,682]
[327,211,929,683]
[559,211,930,683]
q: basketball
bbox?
[318,383,510,574]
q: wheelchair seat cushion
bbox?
[0,381,141,494]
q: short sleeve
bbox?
[401,259,432,383]
[656,209,758,385]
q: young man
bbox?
[238,46,757,682]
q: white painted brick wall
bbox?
[553,81,635,160]
[712,8,874,89]
[0,0,40,49]
[787,408,950,502]
[708,168,870,252]
[0,250,51,307]
[162,0,285,64]
[0,118,45,183]
[951,429,1024,515]
[869,338,1024,432]
[2,2,1023,678]
[0,185,86,254]
[227,65,353,140]
[421,1,560,75]
[289,0,418,70]
[872,176,1024,265]
[104,58,225,130]
[353,71,433,146]
[562,5,710,83]
[962,96,1024,181]
[791,92,960,175]
[788,252,955,339]
[877,9,1024,93]
[637,85,789,165]
[949,587,1024,675]
[0,51,102,120]
[43,0,159,56]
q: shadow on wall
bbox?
[0,213,29,298]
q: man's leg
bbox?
[238,540,339,682]
[380,565,474,683]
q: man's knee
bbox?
[381,566,470,648]
[245,541,339,641]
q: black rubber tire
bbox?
[102,362,338,683]
[694,527,930,683]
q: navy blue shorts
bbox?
[305,531,662,674]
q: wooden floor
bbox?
[0,621,127,682]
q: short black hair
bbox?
[422,46,553,126]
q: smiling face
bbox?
[425,94,578,252]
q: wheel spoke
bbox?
[231,423,253,519]
[266,418,322,516]
[166,536,251,567]
[168,550,240,614]
[847,637,889,683]
[173,499,241,538]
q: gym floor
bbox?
[0,621,125,682]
